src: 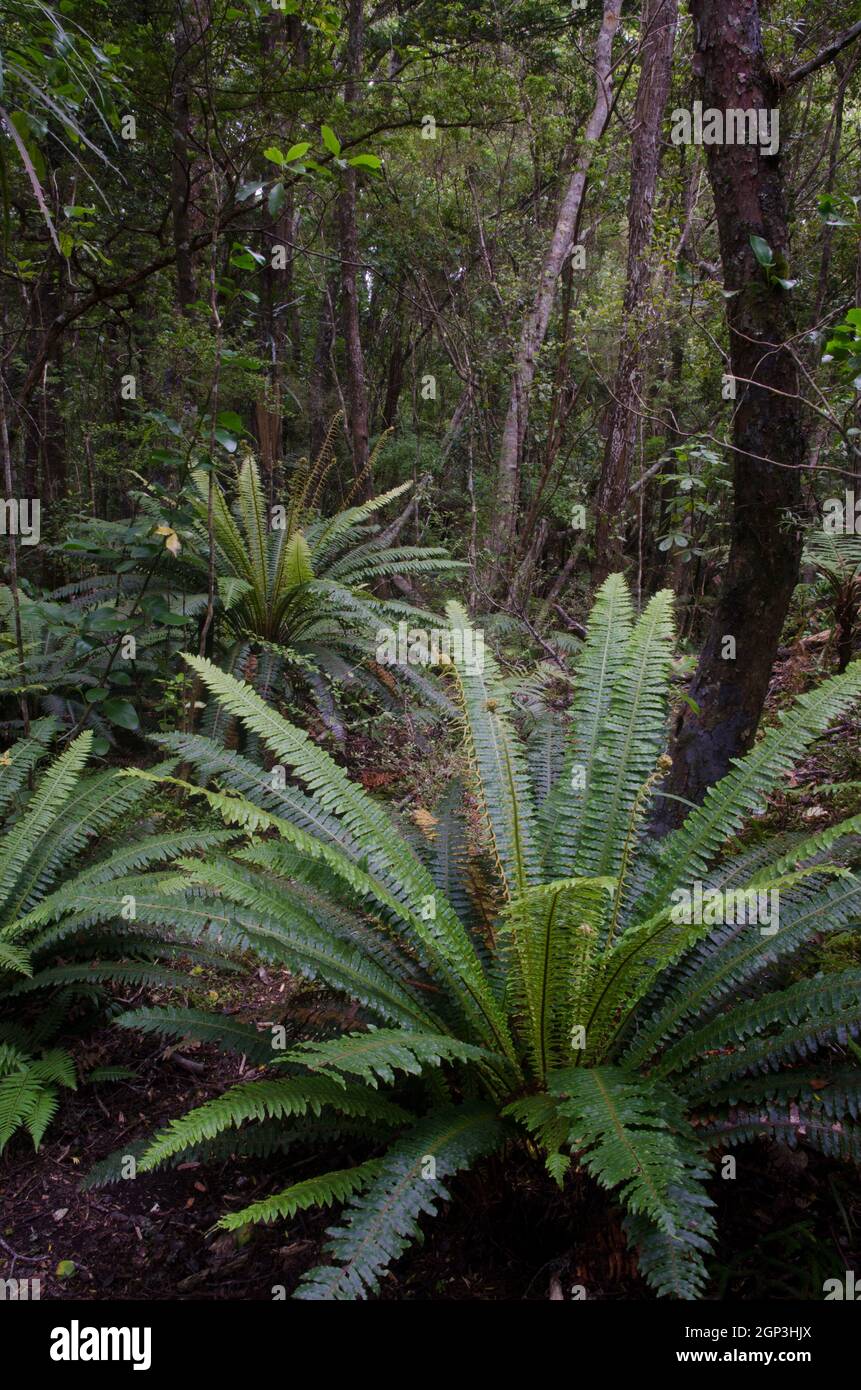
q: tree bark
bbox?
[257,10,303,480]
[309,276,337,463]
[592,0,678,584]
[491,1,623,585]
[337,0,370,490]
[655,0,806,828]
[170,1,204,313]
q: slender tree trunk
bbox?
[380,293,406,428]
[171,1,204,313]
[655,0,805,827]
[0,383,30,734]
[309,276,337,462]
[257,11,304,480]
[338,0,370,490]
[592,0,678,584]
[490,1,623,586]
[25,279,61,501]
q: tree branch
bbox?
[780,19,861,89]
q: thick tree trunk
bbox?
[491,1,622,584]
[338,0,370,490]
[655,0,805,827]
[592,0,678,584]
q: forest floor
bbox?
[3,1004,858,1301]
[3,639,861,1301]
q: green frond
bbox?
[278,530,315,592]
[312,480,413,557]
[502,1091,572,1185]
[623,874,861,1067]
[697,1069,861,1161]
[189,466,253,585]
[5,767,152,919]
[0,732,93,920]
[235,455,271,600]
[525,711,567,809]
[282,1028,507,1088]
[624,1175,716,1300]
[501,876,614,1079]
[0,1046,76,1152]
[549,1065,706,1236]
[217,1158,385,1231]
[25,1087,59,1149]
[177,656,514,1058]
[0,940,33,975]
[4,961,197,998]
[295,1102,506,1300]
[540,573,633,876]
[115,1007,276,1065]
[635,661,861,922]
[573,589,675,881]
[657,969,861,1086]
[0,718,58,817]
[174,851,446,1031]
[445,600,540,900]
[138,1075,411,1171]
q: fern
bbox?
[0,729,241,1150]
[0,1045,76,1152]
[217,1158,385,1231]
[295,1104,505,1300]
[115,577,861,1300]
[137,1076,412,1170]
[282,1028,506,1088]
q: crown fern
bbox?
[114,576,861,1298]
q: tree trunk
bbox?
[309,276,337,462]
[337,0,370,490]
[655,0,805,828]
[592,0,678,584]
[491,1,623,585]
[170,1,203,313]
[257,10,303,481]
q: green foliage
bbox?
[0,721,238,1150]
[800,529,861,671]
[66,431,463,740]
[0,1041,75,1150]
[108,577,861,1298]
[0,0,124,252]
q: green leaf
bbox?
[217,410,245,431]
[214,429,238,452]
[281,531,314,587]
[102,698,139,730]
[749,234,773,267]
[320,125,341,157]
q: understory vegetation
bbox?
[2,0,861,1305]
